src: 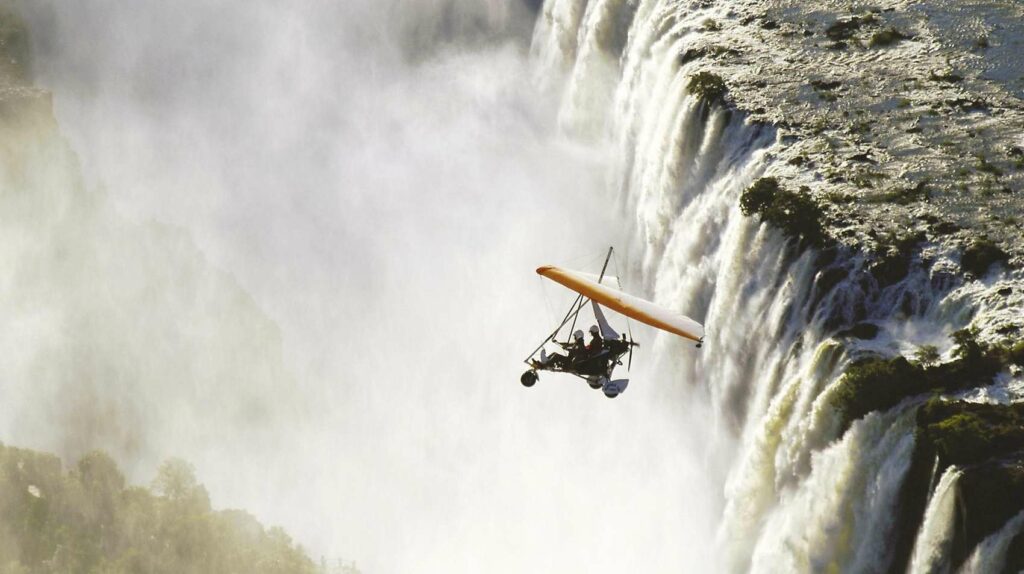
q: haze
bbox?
[7,1,722,572]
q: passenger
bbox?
[587,324,604,355]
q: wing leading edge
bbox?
[536,265,704,343]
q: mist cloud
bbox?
[4,1,723,571]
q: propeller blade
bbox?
[628,337,634,370]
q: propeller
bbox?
[627,336,634,370]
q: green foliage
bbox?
[739,177,779,216]
[831,330,1019,429]
[687,71,728,105]
[831,356,921,427]
[740,178,828,247]
[918,399,1024,466]
[914,400,1024,564]
[961,238,1010,277]
[153,457,200,500]
[951,328,982,362]
[0,444,324,573]
[913,344,940,366]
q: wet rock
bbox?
[825,17,865,41]
[961,238,1010,277]
[838,322,879,339]
[868,28,909,48]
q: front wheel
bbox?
[520,370,538,388]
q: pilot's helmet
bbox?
[589,325,600,335]
[573,330,584,341]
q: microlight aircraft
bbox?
[521,248,704,398]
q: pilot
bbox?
[567,330,587,364]
[587,325,604,355]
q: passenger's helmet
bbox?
[589,325,600,335]
[573,330,584,341]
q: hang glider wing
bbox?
[537,265,704,343]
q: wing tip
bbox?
[536,265,556,276]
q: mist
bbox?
[7,1,723,571]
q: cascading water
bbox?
[959,509,1024,574]
[533,0,1022,572]
[908,467,963,574]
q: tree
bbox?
[913,344,940,366]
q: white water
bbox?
[908,466,963,574]
[959,509,1024,574]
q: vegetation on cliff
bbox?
[687,71,729,106]
[740,177,829,247]
[0,444,328,573]
[906,401,1024,569]
[917,400,1024,468]
[831,329,1024,429]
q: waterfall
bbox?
[747,405,916,573]
[958,509,1024,574]
[908,467,963,574]
[531,0,1004,571]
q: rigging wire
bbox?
[611,249,634,343]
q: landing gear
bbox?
[520,370,538,387]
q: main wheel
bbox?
[588,380,602,390]
[520,370,538,387]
